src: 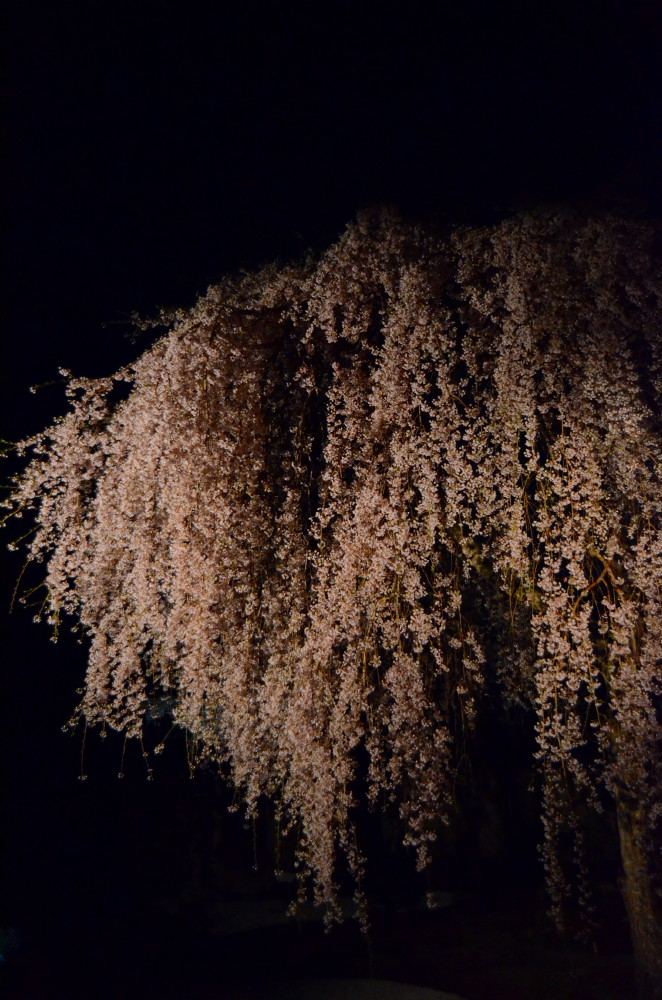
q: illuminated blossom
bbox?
[4,205,661,986]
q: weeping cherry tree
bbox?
[4,206,662,996]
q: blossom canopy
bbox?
[5,207,662,942]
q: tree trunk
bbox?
[616,794,662,1000]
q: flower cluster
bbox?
[5,205,661,927]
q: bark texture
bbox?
[617,795,662,1000]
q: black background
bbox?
[2,2,661,997]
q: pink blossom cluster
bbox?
[5,205,661,925]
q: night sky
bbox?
[2,3,661,998]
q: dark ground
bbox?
[0,873,636,1000]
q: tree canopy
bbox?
[4,205,662,989]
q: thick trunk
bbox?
[616,794,662,1000]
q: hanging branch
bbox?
[3,205,662,993]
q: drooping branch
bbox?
[3,208,662,982]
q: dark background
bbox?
[2,2,661,997]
